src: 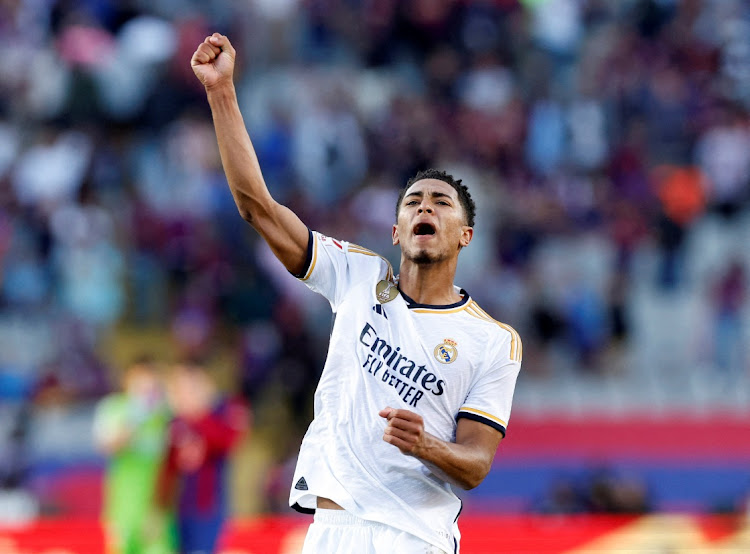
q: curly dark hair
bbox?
[395,168,476,227]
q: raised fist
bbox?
[191,33,236,89]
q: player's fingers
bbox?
[378,406,394,418]
[384,426,415,443]
[191,48,211,65]
[382,433,411,452]
[388,408,422,424]
[386,418,421,434]
[201,36,222,56]
[195,42,219,61]
[388,415,424,432]
[209,33,236,56]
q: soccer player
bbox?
[93,357,176,554]
[157,363,249,554]
[191,33,522,554]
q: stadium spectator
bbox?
[711,259,747,382]
[653,165,708,289]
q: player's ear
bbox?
[392,224,400,246]
[459,226,473,248]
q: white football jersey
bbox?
[289,231,522,553]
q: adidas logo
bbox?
[295,477,308,491]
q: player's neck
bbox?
[397,261,460,306]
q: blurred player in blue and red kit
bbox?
[157,362,249,554]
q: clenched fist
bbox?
[379,406,428,457]
[191,33,236,89]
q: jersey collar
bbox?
[398,287,470,311]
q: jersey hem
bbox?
[291,502,316,515]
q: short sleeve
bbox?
[456,329,522,437]
[295,230,393,311]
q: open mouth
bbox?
[413,223,436,236]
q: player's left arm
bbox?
[379,407,502,490]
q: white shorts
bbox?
[301,509,450,554]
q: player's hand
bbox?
[379,406,427,457]
[191,33,236,89]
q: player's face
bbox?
[392,179,473,265]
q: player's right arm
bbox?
[191,33,309,275]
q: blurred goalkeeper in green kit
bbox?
[93,357,176,554]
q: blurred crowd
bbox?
[2,0,750,524]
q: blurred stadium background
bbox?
[1,0,750,552]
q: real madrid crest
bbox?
[375,280,399,304]
[434,338,458,364]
